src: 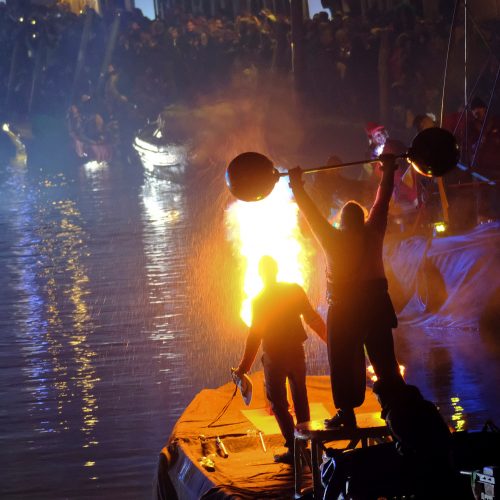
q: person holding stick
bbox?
[288,155,405,429]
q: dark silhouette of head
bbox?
[258,255,278,286]
[340,201,365,230]
[471,96,487,121]
[413,114,436,132]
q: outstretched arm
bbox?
[235,329,262,376]
[288,167,336,247]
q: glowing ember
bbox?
[226,176,311,326]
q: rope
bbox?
[207,384,238,428]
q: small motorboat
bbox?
[133,116,188,182]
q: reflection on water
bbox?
[394,326,500,431]
[0,148,499,498]
[140,173,192,421]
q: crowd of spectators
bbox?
[0,1,498,223]
[1,2,497,125]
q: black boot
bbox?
[324,409,357,429]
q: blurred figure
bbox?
[365,123,419,226]
[412,113,437,133]
[470,97,500,177]
[234,256,326,465]
[469,97,500,220]
[365,122,392,160]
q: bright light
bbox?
[84,160,108,171]
[410,160,433,178]
[367,364,405,382]
[2,123,9,132]
[433,221,447,233]
[226,177,311,325]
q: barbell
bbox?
[225,127,460,202]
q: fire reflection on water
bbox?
[139,172,189,413]
[451,396,466,431]
[37,199,99,448]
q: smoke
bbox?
[166,73,331,373]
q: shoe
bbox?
[324,409,357,429]
[273,450,294,465]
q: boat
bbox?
[156,368,499,499]
[155,218,500,499]
[133,120,188,182]
[155,371,392,499]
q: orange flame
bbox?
[226,177,311,326]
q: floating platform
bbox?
[155,371,386,500]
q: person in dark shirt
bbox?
[234,255,326,465]
[288,155,405,429]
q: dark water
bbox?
[0,135,498,499]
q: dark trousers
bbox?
[262,348,310,449]
[327,279,403,410]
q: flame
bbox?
[226,177,311,326]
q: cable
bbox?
[207,384,238,428]
[439,0,461,128]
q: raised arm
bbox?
[367,154,398,231]
[288,167,336,247]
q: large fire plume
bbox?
[226,177,311,326]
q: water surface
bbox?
[0,139,498,498]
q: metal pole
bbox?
[28,39,45,114]
[96,12,121,99]
[289,0,305,92]
[437,0,461,224]
[69,9,93,105]
[378,28,390,124]
[5,40,22,111]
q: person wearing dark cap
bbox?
[288,156,405,429]
[234,255,327,464]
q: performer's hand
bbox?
[288,166,304,189]
[378,154,398,172]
